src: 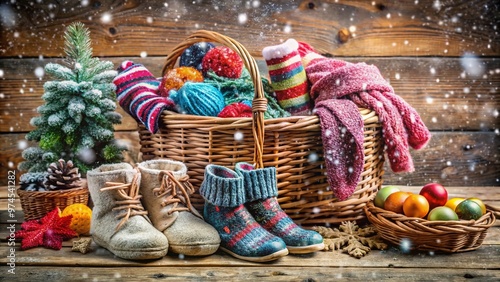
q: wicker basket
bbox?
[17,179,89,221]
[138,30,385,225]
[364,201,496,252]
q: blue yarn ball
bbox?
[180,42,216,72]
[169,82,225,116]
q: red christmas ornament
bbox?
[419,183,448,210]
[12,207,78,250]
[218,102,253,118]
[159,66,204,97]
[202,46,243,79]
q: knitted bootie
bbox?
[200,164,288,262]
[137,159,220,256]
[87,163,169,260]
[235,162,324,254]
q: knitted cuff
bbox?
[234,163,278,202]
[200,165,245,207]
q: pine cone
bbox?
[44,159,81,191]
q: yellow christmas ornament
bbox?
[61,203,92,235]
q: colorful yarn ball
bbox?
[169,82,225,116]
[159,66,204,97]
[180,42,215,71]
[218,102,253,118]
[202,46,243,79]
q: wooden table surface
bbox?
[0,1,498,280]
[1,185,498,281]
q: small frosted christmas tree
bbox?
[19,22,124,175]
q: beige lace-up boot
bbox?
[137,159,220,256]
[87,163,169,260]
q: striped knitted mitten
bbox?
[262,39,312,116]
[200,165,288,262]
[235,163,324,254]
[113,61,176,133]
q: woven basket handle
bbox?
[162,30,266,168]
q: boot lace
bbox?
[102,172,149,231]
[153,171,201,218]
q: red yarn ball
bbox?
[202,46,243,79]
[218,102,252,118]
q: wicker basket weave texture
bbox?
[139,30,385,225]
[17,182,89,221]
[364,201,496,252]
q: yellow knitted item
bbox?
[61,203,92,235]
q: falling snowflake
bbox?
[77,148,96,164]
[433,0,442,11]
[283,23,292,33]
[18,140,28,150]
[308,152,319,162]
[461,53,486,77]
[399,238,412,253]
[0,4,16,28]
[238,13,247,24]
[34,67,44,78]
[234,131,244,141]
[101,13,112,23]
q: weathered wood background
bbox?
[0,0,498,188]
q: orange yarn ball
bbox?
[160,66,204,97]
[61,203,92,235]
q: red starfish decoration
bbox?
[13,207,78,250]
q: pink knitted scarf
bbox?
[299,43,431,200]
[314,99,364,201]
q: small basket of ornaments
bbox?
[18,159,89,221]
[364,183,496,253]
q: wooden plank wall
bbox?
[0,0,498,188]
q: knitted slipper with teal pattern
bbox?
[200,164,288,262]
[235,162,325,254]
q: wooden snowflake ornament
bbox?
[313,221,388,258]
[13,207,78,250]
